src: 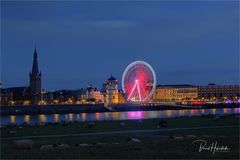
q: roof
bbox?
[107,75,117,81]
[2,86,30,100]
[156,84,196,88]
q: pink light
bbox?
[127,111,143,119]
[128,80,142,101]
[127,82,137,101]
[137,81,142,101]
[237,108,240,113]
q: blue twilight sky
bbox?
[1,1,239,91]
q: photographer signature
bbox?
[192,139,230,155]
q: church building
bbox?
[29,48,42,104]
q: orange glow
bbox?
[10,115,16,124]
[82,113,86,121]
[166,110,172,117]
[24,115,30,123]
[95,112,100,121]
[212,108,216,114]
[112,112,119,119]
[68,113,73,121]
[39,114,46,123]
[53,114,59,122]
[223,108,227,114]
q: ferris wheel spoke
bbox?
[136,82,142,101]
[132,89,137,101]
[135,90,139,101]
[127,82,137,101]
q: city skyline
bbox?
[1,1,239,91]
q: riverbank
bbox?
[1,103,239,116]
[1,115,239,159]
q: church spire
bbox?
[29,46,42,104]
[31,47,39,75]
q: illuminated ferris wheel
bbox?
[122,61,156,102]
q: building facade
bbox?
[118,90,126,104]
[105,75,118,105]
[198,84,240,100]
[0,86,30,105]
[84,84,104,103]
[153,85,198,101]
[29,48,42,103]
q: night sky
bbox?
[1,1,239,91]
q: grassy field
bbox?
[1,115,239,159]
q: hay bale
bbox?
[158,120,168,128]
[57,144,70,149]
[202,135,211,138]
[171,135,184,140]
[185,135,197,139]
[112,142,121,145]
[14,139,34,149]
[126,137,141,143]
[77,143,92,147]
[120,122,125,126]
[93,142,107,146]
[40,144,54,150]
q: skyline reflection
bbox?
[24,115,30,123]
[2,107,239,126]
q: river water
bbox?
[1,107,239,126]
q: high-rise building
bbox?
[106,75,118,105]
[29,48,41,103]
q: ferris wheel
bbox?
[122,60,156,102]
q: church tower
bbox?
[106,75,118,105]
[29,48,41,103]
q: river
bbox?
[1,107,239,126]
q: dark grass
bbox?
[1,115,239,138]
[1,115,239,159]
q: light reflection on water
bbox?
[127,111,144,119]
[1,107,239,126]
[96,113,100,121]
[24,115,30,123]
[10,115,16,124]
[82,113,86,121]
[53,114,59,122]
[39,114,46,123]
[236,108,240,113]
[68,113,73,121]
